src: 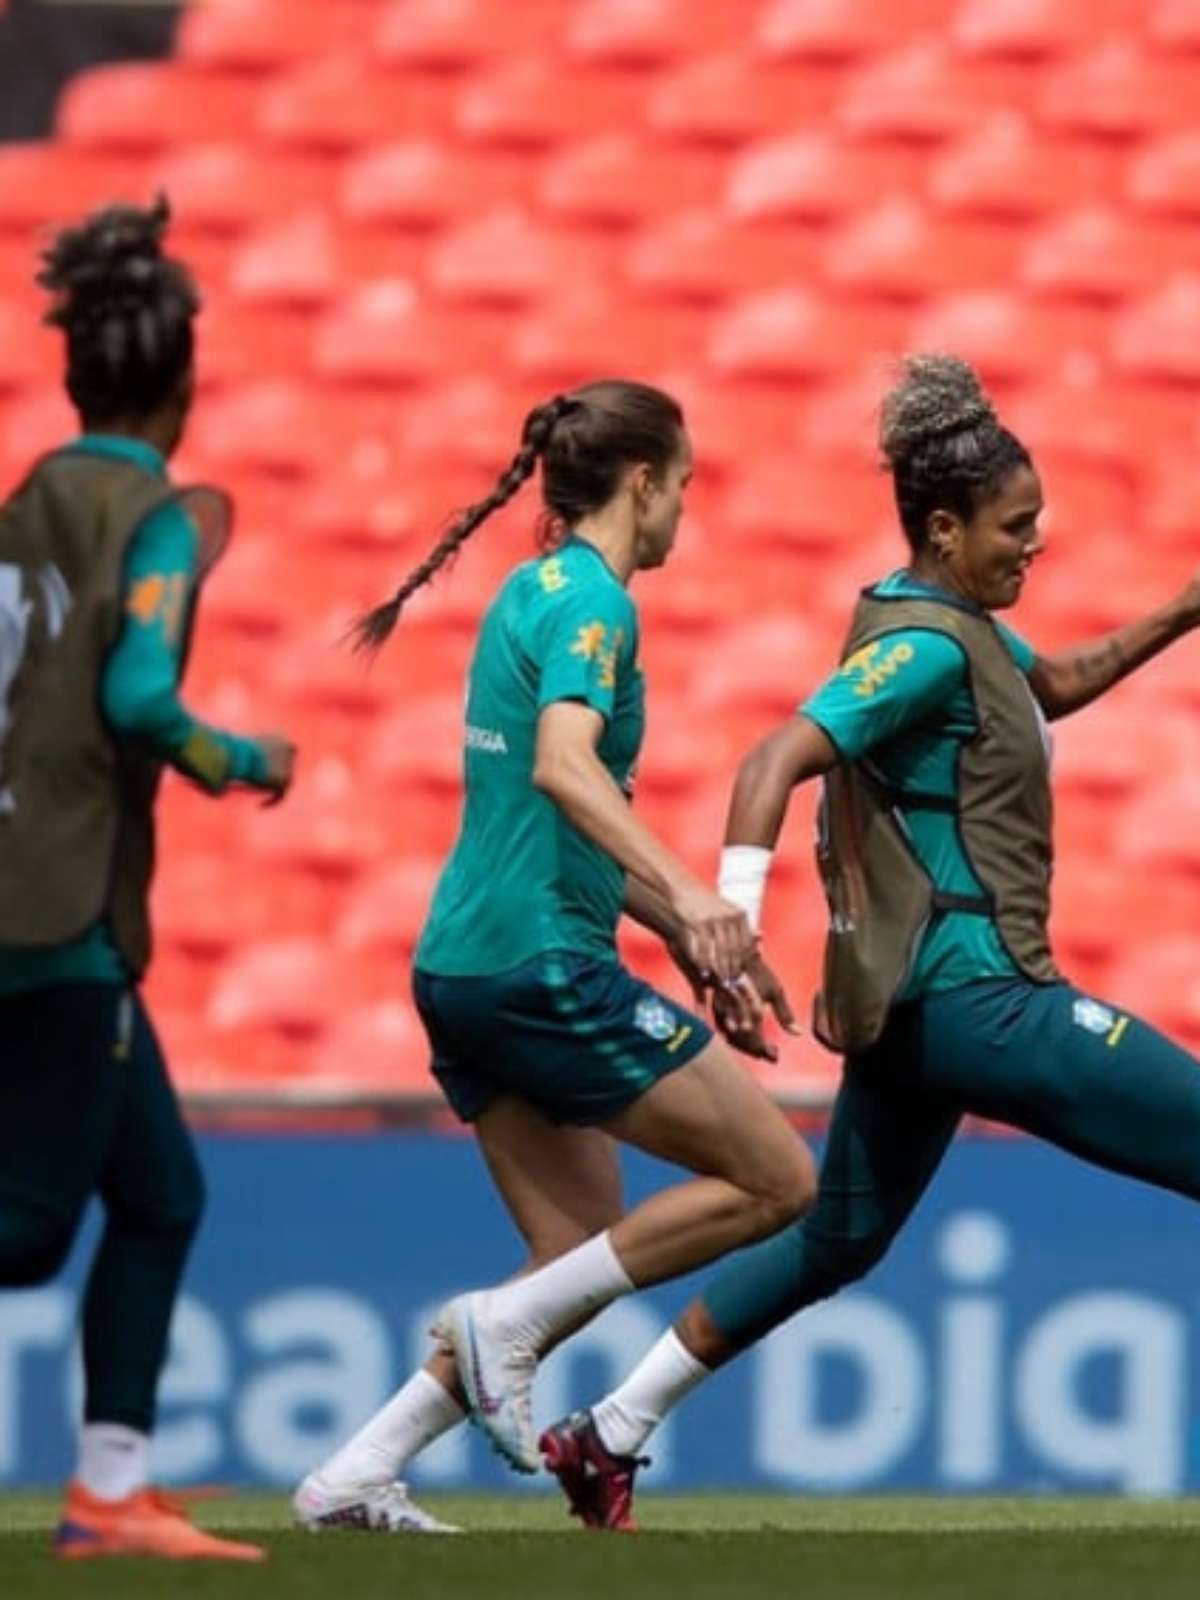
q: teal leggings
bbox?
[0,984,204,1432]
[704,979,1200,1349]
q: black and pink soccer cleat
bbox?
[539,1410,648,1533]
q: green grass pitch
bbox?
[5,1493,1200,1599]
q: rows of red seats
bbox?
[1,0,1199,1104]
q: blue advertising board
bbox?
[4,1131,1199,1494]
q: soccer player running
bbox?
[294,380,815,1533]
[542,353,1200,1530]
[0,198,294,1561]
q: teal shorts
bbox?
[412,950,712,1125]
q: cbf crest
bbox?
[634,995,677,1042]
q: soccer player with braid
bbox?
[0,198,294,1561]
[295,380,815,1533]
[539,354,1200,1530]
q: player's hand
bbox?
[256,733,297,807]
[664,933,709,1007]
[668,880,755,985]
[712,951,801,1063]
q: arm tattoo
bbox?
[1072,637,1126,690]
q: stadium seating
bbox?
[1,0,1195,1101]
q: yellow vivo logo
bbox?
[842,639,915,699]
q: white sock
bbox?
[591,1330,711,1457]
[76,1423,150,1502]
[315,1370,465,1488]
[481,1231,634,1349]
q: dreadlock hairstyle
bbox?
[879,354,1032,553]
[353,378,685,653]
[38,193,199,425]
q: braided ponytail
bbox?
[38,192,198,424]
[351,393,577,654]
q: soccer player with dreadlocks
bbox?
[0,196,294,1561]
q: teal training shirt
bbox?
[0,434,269,997]
[417,535,645,977]
[801,570,1040,999]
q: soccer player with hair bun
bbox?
[542,353,1200,1531]
[0,197,294,1561]
[294,379,816,1533]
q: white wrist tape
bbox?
[718,845,773,934]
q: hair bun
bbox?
[38,193,174,317]
[879,353,996,468]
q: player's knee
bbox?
[0,1213,75,1286]
[745,1146,817,1240]
[110,1155,206,1241]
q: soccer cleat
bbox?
[53,1480,265,1562]
[539,1410,647,1532]
[432,1292,539,1474]
[292,1473,460,1534]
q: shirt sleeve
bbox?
[532,580,637,725]
[995,619,1036,675]
[100,498,270,794]
[801,628,968,762]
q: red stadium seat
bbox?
[0,146,149,231]
[908,294,1105,384]
[150,144,335,232]
[566,0,746,64]
[953,0,1143,58]
[308,1001,438,1096]
[1108,936,1200,1048]
[1128,133,1200,217]
[260,57,457,149]
[719,456,893,552]
[189,381,348,475]
[510,293,709,384]
[928,116,1119,219]
[1052,703,1191,802]
[726,133,921,224]
[1050,859,1196,990]
[208,937,390,1040]
[540,136,724,227]
[242,757,399,879]
[194,305,313,387]
[626,210,818,303]
[361,694,464,793]
[374,0,565,68]
[1111,277,1200,384]
[648,56,842,145]
[823,200,1022,297]
[691,615,834,719]
[0,301,58,393]
[341,140,536,228]
[428,209,603,305]
[178,0,353,68]
[226,210,347,308]
[455,61,645,148]
[757,0,951,60]
[335,859,442,957]
[400,375,532,470]
[1143,459,1200,551]
[1020,207,1200,301]
[58,64,260,150]
[1039,41,1196,138]
[1151,0,1200,52]
[1005,372,1179,475]
[837,41,1031,142]
[708,290,905,381]
[314,281,510,384]
[154,852,339,960]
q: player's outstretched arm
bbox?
[1028,572,1200,721]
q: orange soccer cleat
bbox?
[53,1480,265,1562]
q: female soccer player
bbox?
[0,198,294,1561]
[293,380,814,1532]
[541,353,1200,1530]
